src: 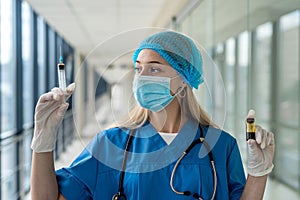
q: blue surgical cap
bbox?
[132,31,204,89]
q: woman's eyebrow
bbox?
[148,61,163,64]
[135,60,163,64]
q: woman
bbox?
[31,31,274,200]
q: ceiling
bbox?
[25,0,300,83]
[26,0,190,68]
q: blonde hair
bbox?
[112,86,216,129]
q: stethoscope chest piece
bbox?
[112,192,127,200]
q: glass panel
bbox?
[0,0,15,132]
[225,38,236,111]
[37,16,47,95]
[236,31,250,157]
[214,43,225,113]
[175,0,300,196]
[65,45,74,86]
[48,28,56,89]
[1,141,18,199]
[276,10,300,191]
[224,37,236,132]
[21,130,32,194]
[22,1,34,125]
[212,44,225,126]
[253,22,272,122]
[237,31,249,117]
[276,127,299,189]
[189,0,214,48]
[278,10,299,127]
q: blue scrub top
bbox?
[56,120,246,199]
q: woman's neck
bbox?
[149,98,186,133]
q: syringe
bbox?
[57,47,66,91]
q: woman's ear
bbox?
[181,81,187,88]
[177,83,187,98]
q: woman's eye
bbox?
[150,67,161,73]
[134,67,142,73]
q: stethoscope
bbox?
[112,125,217,200]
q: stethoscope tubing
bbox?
[113,125,217,200]
[113,129,136,200]
[169,136,217,200]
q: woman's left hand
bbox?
[246,111,275,177]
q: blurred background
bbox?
[0,0,299,199]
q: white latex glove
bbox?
[31,83,76,153]
[246,109,275,177]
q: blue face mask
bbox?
[132,75,176,112]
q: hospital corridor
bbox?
[0,0,299,199]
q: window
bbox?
[0,0,15,133]
[253,22,273,125]
[237,31,249,117]
[65,44,74,87]
[213,44,227,127]
[174,1,300,196]
[276,10,299,190]
[236,31,250,157]
[1,141,17,199]
[37,16,47,95]
[224,37,236,132]
[0,0,76,198]
[278,11,299,128]
[22,1,33,125]
[48,28,56,89]
[21,2,34,195]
